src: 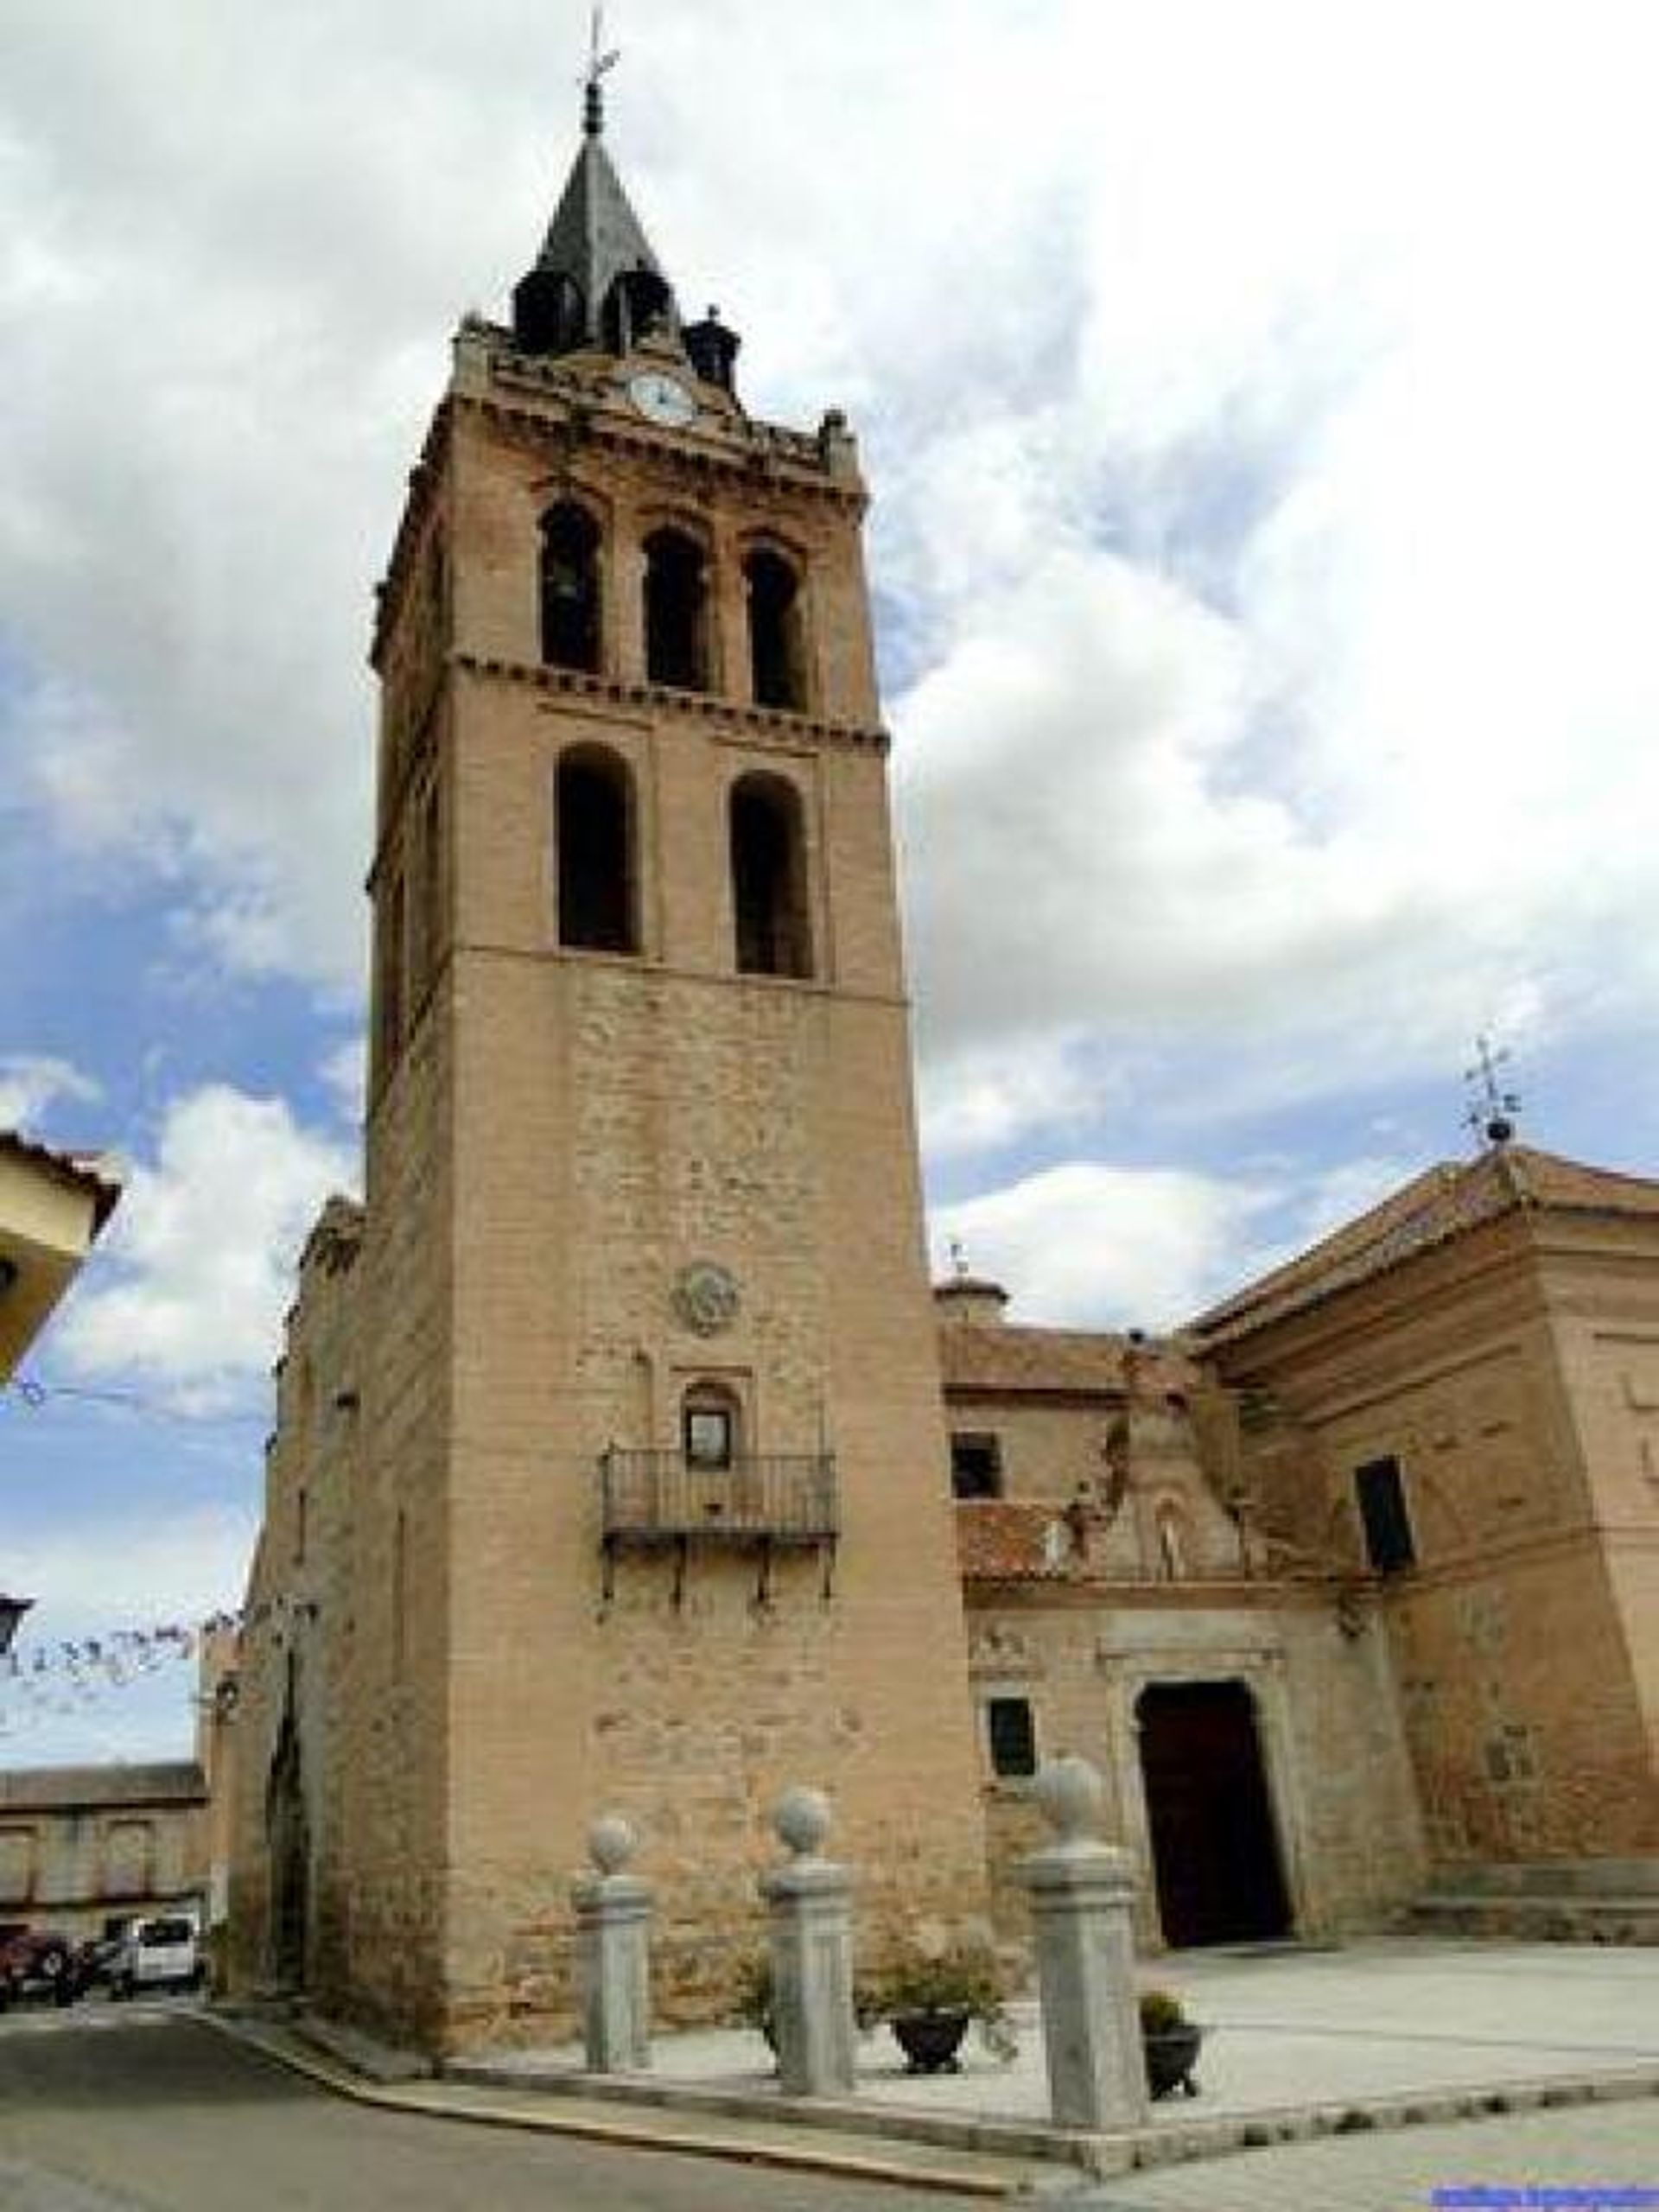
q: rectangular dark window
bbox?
[1355,1455,1415,1574]
[683,1408,734,1470]
[986,1695,1038,1779]
[950,1433,1003,1500]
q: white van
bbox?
[111,1913,201,1998]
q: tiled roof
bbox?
[956,1501,1075,1580]
[0,1132,122,1230]
[0,1761,207,1813]
[939,1322,1195,1397]
[1190,1144,1659,1347]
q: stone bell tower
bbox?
[346,72,988,2050]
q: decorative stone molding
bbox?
[671,1261,741,1339]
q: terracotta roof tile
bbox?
[938,1322,1195,1397]
[955,1501,1075,1580]
[1190,1144,1659,1346]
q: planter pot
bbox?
[890,2007,970,2074]
[1143,2023,1203,2100]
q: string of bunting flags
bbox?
[0,1595,305,1738]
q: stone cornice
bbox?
[456,385,868,513]
[452,650,889,755]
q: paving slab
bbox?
[211,1942,1659,2196]
[1068,2094,1659,2212]
[459,1940,1659,2129]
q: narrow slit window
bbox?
[540,502,603,673]
[730,773,812,979]
[556,747,638,954]
[1355,1455,1415,1574]
[377,870,405,1076]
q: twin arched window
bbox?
[538,501,807,711]
[554,751,812,979]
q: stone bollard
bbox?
[570,1813,652,2073]
[1017,1756,1148,2132]
[758,1785,856,2097]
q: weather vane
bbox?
[583,4,620,134]
[1465,1033,1522,1149]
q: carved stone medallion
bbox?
[671,1260,740,1338]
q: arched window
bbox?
[730,773,812,978]
[682,1380,741,1471]
[556,747,638,954]
[745,548,805,710]
[643,527,709,690]
[540,502,602,673]
[601,266,673,355]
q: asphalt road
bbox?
[0,2007,984,2211]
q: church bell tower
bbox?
[354,67,987,2048]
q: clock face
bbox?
[627,372,696,429]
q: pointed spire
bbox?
[512,11,679,360]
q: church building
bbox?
[226,83,1659,2054]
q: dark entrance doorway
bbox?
[1138,1679,1291,1948]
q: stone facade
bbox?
[0,1763,208,1942]
[1191,1146,1659,1903]
[225,107,1659,2055]
[941,1299,1427,1948]
[227,109,987,2054]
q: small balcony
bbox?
[599,1449,838,1605]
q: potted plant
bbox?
[868,1938,1017,2075]
[1140,1986,1203,2099]
[734,1951,779,2056]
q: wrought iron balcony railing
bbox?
[600,1449,839,1544]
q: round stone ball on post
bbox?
[758,1786,857,2098]
[1017,1756,1148,2132]
[570,1813,653,2074]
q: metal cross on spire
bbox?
[583,4,621,135]
[1465,1033,1522,1149]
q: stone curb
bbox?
[188,2009,1030,2198]
[197,2006,1659,2193]
[445,2051,1659,2177]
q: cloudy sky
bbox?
[3,0,1657,1762]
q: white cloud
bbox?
[0,1052,100,1131]
[929,1147,1427,1333]
[54,1084,356,1408]
[933,1160,1273,1332]
[1,0,1656,1164]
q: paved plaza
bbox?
[467,1939,1659,2133]
[3,1947,1656,2209]
[1071,2099,1659,2211]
